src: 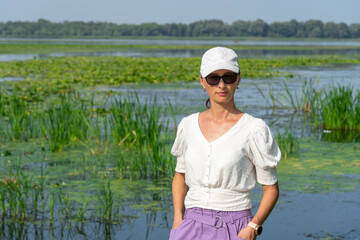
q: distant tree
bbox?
[349,23,360,38]
[270,19,298,37]
[0,22,4,36]
[248,19,269,37]
[305,20,324,38]
[0,18,359,38]
[293,21,306,37]
[231,20,250,36]
[337,22,351,38]
[189,20,227,37]
[160,23,187,36]
[323,22,339,38]
[139,23,162,36]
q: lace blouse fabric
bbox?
[171,113,281,211]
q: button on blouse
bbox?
[171,113,281,211]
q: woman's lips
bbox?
[217,92,227,96]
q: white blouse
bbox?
[171,113,281,211]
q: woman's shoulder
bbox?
[178,112,199,127]
[242,113,270,133]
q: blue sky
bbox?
[1,0,359,24]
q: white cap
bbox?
[200,47,240,77]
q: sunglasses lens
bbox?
[206,75,220,85]
[222,74,237,84]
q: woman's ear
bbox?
[200,75,206,90]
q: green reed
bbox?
[48,191,55,221]
[31,183,40,218]
[276,129,299,159]
[281,78,323,115]
[78,111,109,156]
[259,79,359,136]
[295,82,360,132]
[2,93,37,141]
[253,83,283,111]
[0,174,28,219]
[108,93,175,179]
[0,187,5,218]
[1,86,176,178]
[117,151,126,180]
[45,93,88,152]
[0,87,4,115]
[97,180,115,222]
[109,94,144,147]
[75,201,88,222]
[321,86,360,131]
[57,188,72,220]
[0,89,86,146]
[0,153,85,223]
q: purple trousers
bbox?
[169,207,253,240]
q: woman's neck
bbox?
[207,100,241,121]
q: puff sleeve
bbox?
[171,119,187,173]
[248,119,281,185]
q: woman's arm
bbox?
[238,182,279,240]
[172,172,189,229]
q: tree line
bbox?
[1,18,360,38]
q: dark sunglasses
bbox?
[205,73,238,86]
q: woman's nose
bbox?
[217,78,226,88]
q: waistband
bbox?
[185,207,252,229]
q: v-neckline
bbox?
[196,112,247,145]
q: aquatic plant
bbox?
[276,129,299,159]
[75,200,89,222]
[321,86,360,131]
[97,180,116,222]
[45,93,91,152]
[76,111,109,156]
[1,55,360,86]
[1,93,37,141]
[108,93,175,179]
[257,78,360,140]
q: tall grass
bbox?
[321,86,360,131]
[45,93,90,152]
[276,129,299,159]
[108,93,174,179]
[0,89,90,149]
[97,180,116,222]
[258,79,360,137]
[1,87,176,177]
[1,93,41,141]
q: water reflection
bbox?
[320,129,360,142]
[1,187,358,240]
[2,48,360,62]
[0,211,173,239]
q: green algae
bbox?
[277,138,360,193]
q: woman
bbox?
[170,47,281,240]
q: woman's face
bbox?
[200,69,240,106]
